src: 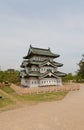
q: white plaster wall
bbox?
[21,77,62,87]
[25,62,57,74]
[31,65,39,71]
[21,78,29,87]
[25,67,29,74]
[28,77,39,87]
[40,66,55,73]
[57,78,62,86]
[30,56,44,61]
[21,77,39,87]
[40,78,59,86]
[40,78,62,86]
[55,67,58,72]
[30,56,54,62]
[50,58,54,61]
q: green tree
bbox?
[62,73,77,82]
[77,54,84,79]
[0,70,20,83]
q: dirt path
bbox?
[0,84,84,130]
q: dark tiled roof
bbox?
[20,70,27,77]
[21,59,63,68]
[54,71,66,77]
[24,45,60,59]
[39,59,63,67]
[53,61,63,67]
[39,70,59,79]
[20,60,29,68]
[20,70,40,78]
[28,71,40,77]
[20,69,66,78]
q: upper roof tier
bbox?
[23,45,60,59]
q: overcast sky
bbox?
[0,0,84,74]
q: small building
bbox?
[20,45,66,87]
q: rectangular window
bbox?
[35,81,36,84]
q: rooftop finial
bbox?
[30,44,32,48]
[48,47,50,51]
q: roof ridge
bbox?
[31,46,50,51]
[23,45,60,59]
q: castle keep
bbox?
[20,45,65,87]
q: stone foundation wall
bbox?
[10,83,80,95]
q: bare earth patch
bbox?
[0,84,84,130]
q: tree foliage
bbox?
[62,73,77,82]
[0,70,20,83]
[77,54,84,79]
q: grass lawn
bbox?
[0,86,68,102]
[0,85,15,94]
[16,90,68,102]
[0,92,14,108]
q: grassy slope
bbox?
[0,92,14,108]
[0,86,68,109]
